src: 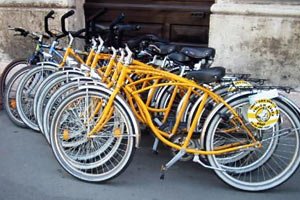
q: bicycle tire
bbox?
[0,58,28,110]
[16,65,57,131]
[50,89,136,182]
[4,66,32,127]
[43,78,104,143]
[35,71,83,133]
[205,95,300,191]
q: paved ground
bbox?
[0,111,300,200]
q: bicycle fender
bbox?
[37,61,60,67]
[200,91,255,149]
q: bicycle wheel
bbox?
[43,78,100,143]
[4,66,32,127]
[34,70,84,133]
[33,68,83,118]
[205,95,300,191]
[1,59,28,99]
[16,65,57,131]
[50,89,136,182]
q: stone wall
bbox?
[2,0,300,88]
[209,0,300,87]
[0,0,85,74]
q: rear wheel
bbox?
[1,59,28,99]
[4,66,32,127]
[205,96,300,191]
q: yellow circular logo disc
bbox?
[247,99,280,130]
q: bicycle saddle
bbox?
[180,47,215,60]
[185,67,225,84]
[149,42,177,55]
[168,52,191,63]
[127,34,168,49]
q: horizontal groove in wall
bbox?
[0,5,75,9]
[211,3,300,17]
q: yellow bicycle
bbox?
[49,45,300,191]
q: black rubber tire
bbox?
[0,59,28,110]
[4,66,32,127]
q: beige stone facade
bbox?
[209,0,300,87]
[0,0,84,74]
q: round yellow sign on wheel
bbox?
[247,99,280,130]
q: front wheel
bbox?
[50,89,136,182]
[205,96,300,191]
[16,65,57,131]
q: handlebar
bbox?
[60,10,87,39]
[86,8,107,24]
[113,24,141,32]
[85,8,108,42]
[44,10,68,39]
[72,28,86,39]
[45,10,55,19]
[44,10,55,37]
[8,27,29,37]
[110,13,125,30]
[61,10,75,35]
[8,27,50,40]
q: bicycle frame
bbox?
[83,53,262,156]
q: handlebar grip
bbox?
[45,10,55,19]
[114,24,141,32]
[14,28,29,37]
[45,10,55,37]
[110,13,125,29]
[86,8,107,23]
[62,10,75,19]
[61,10,75,34]
[14,28,26,33]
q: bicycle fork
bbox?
[87,67,128,138]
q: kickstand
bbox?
[152,138,159,154]
[160,149,186,180]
